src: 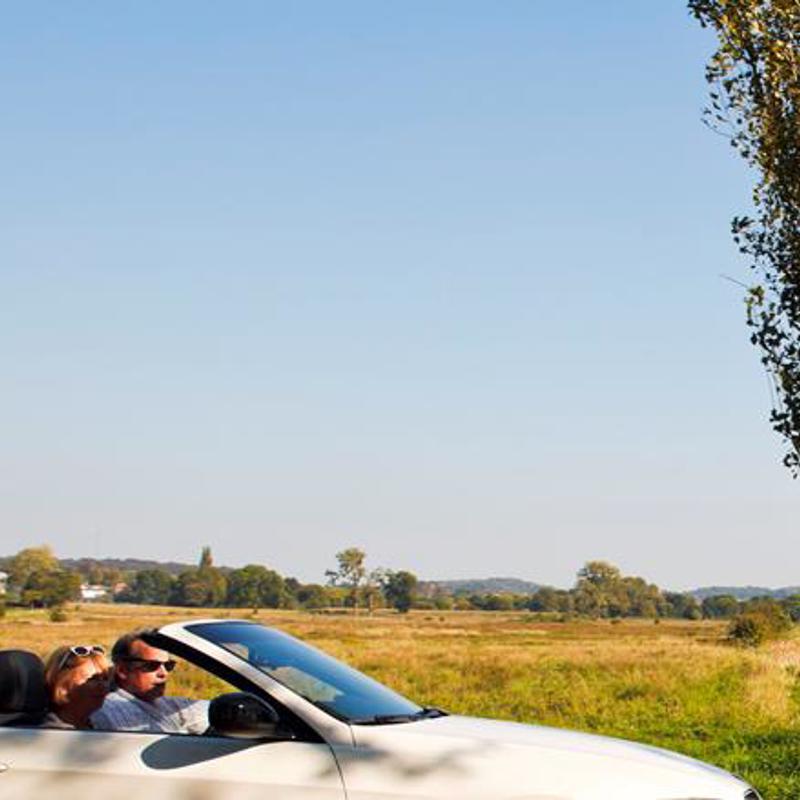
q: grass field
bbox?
[2,604,798,799]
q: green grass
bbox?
[2,605,798,799]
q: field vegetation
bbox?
[1,603,799,799]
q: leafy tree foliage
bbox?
[199,546,213,569]
[663,592,703,620]
[528,587,575,613]
[225,565,288,608]
[60,558,125,586]
[4,546,79,609]
[690,0,800,472]
[381,570,419,613]
[326,547,368,610]
[8,546,58,590]
[125,569,174,605]
[701,594,741,619]
[572,561,664,619]
[295,583,331,609]
[484,593,515,611]
[21,569,81,608]
[172,566,227,607]
[360,568,386,613]
[85,563,123,586]
[168,547,227,607]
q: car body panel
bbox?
[339,715,752,800]
[0,726,344,800]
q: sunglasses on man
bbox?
[122,657,177,673]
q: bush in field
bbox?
[48,605,68,623]
[781,594,800,622]
[484,594,515,611]
[727,599,793,647]
[432,594,454,611]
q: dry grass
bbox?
[2,605,798,799]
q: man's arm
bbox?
[172,697,210,734]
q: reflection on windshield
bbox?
[187,621,424,723]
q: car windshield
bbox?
[187,621,427,723]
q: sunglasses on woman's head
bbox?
[123,657,177,673]
[58,644,106,671]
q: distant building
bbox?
[0,571,7,595]
[80,584,109,601]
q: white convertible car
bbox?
[0,619,761,800]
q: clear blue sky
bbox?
[1,2,794,590]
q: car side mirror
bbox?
[208,692,294,740]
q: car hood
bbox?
[344,714,752,800]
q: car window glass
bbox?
[188,621,423,722]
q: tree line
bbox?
[3,546,799,632]
[0,545,419,614]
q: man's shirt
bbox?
[91,688,209,734]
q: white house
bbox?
[80,584,109,601]
[0,571,8,595]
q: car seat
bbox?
[0,650,47,726]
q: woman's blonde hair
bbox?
[44,646,110,707]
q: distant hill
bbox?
[689,585,800,600]
[58,557,196,576]
[421,577,544,595]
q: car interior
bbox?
[0,642,316,743]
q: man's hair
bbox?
[111,629,158,664]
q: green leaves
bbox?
[691,0,800,474]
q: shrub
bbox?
[727,600,793,647]
[49,606,68,623]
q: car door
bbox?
[0,725,346,800]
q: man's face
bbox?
[114,640,174,703]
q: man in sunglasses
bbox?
[91,629,208,734]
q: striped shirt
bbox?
[91,688,209,734]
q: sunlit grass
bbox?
[2,605,798,799]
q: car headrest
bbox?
[0,650,47,725]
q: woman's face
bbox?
[60,657,110,711]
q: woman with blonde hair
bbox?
[43,645,110,729]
